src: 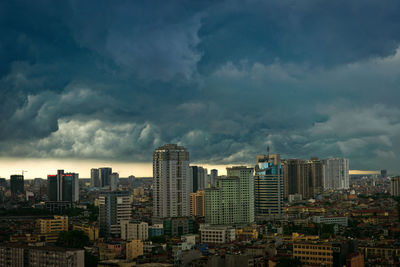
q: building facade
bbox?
[126,240,144,260]
[254,154,284,218]
[0,243,84,267]
[36,216,68,234]
[153,144,191,220]
[99,191,131,237]
[323,158,349,189]
[10,175,24,196]
[190,190,205,217]
[390,176,400,196]
[47,170,79,202]
[99,167,112,188]
[90,168,100,187]
[120,221,149,241]
[205,166,254,225]
[199,224,236,244]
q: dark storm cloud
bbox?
[1,0,400,172]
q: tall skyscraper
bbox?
[99,167,112,187]
[390,176,400,196]
[282,158,325,199]
[210,169,218,187]
[90,168,100,187]
[190,190,205,217]
[254,154,283,218]
[153,144,191,220]
[323,158,349,189]
[10,175,24,196]
[283,159,309,199]
[205,166,254,225]
[190,166,208,192]
[110,172,119,191]
[99,191,131,237]
[227,166,254,224]
[47,170,79,202]
[308,158,325,196]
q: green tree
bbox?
[56,230,89,248]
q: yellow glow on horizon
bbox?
[349,170,380,175]
[0,157,379,179]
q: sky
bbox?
[1,0,400,179]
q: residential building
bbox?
[293,242,333,266]
[205,166,254,225]
[126,240,144,260]
[36,216,68,234]
[205,177,239,225]
[282,158,325,199]
[153,144,191,220]
[323,158,349,189]
[90,168,100,187]
[0,243,84,267]
[346,253,364,267]
[10,175,24,196]
[99,191,131,237]
[312,216,348,226]
[390,176,400,196]
[227,166,254,224]
[163,217,194,236]
[72,223,99,241]
[110,172,119,191]
[254,154,283,218]
[210,169,218,187]
[191,166,208,192]
[190,190,205,217]
[199,224,236,244]
[120,221,149,241]
[149,224,164,237]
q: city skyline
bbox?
[0,155,380,180]
[1,1,400,173]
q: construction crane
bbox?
[22,170,28,177]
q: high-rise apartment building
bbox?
[47,170,79,202]
[190,190,205,217]
[90,168,100,187]
[254,154,283,218]
[205,166,254,225]
[110,172,119,191]
[227,166,254,224]
[283,159,309,199]
[99,167,112,187]
[390,176,400,196]
[308,158,325,196]
[190,166,208,192]
[282,158,325,199]
[153,144,191,220]
[99,191,131,237]
[210,169,218,187]
[323,158,349,189]
[10,175,24,196]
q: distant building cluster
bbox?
[1,143,399,266]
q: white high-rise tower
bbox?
[153,144,191,220]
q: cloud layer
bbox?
[1,0,400,172]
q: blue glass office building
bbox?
[254,154,283,218]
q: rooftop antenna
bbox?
[267,145,270,159]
